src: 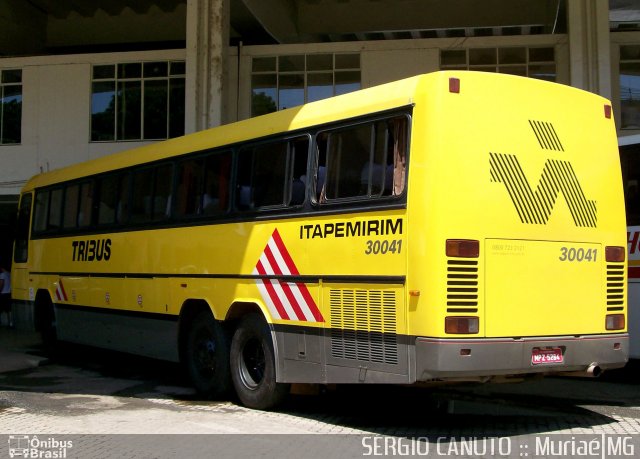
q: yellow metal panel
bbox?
[485,239,604,337]
[406,71,625,339]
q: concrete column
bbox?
[185,0,230,133]
[567,0,612,99]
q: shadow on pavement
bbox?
[0,326,638,436]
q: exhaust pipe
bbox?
[586,363,602,378]
[556,362,602,378]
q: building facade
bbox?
[0,0,638,258]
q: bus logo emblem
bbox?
[490,152,597,227]
[253,229,324,322]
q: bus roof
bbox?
[22,70,609,191]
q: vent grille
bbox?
[329,289,398,365]
[606,263,625,311]
[447,260,479,313]
[529,120,564,151]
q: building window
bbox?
[91,61,186,142]
[620,45,640,130]
[0,69,22,145]
[440,47,556,81]
[251,53,361,117]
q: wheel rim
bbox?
[238,336,266,390]
[194,327,217,379]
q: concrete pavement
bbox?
[0,327,47,373]
[0,326,638,407]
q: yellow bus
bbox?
[11,71,628,409]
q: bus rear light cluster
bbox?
[605,314,625,331]
[605,246,625,262]
[446,239,479,258]
[445,316,479,334]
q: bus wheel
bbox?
[37,295,57,352]
[184,311,231,398]
[230,314,289,410]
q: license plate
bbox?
[531,347,563,365]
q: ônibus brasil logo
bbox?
[8,435,73,458]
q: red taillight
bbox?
[605,246,625,262]
[445,316,479,334]
[446,239,479,258]
[606,314,625,331]
[449,77,460,94]
[604,104,612,119]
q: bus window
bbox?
[13,193,32,263]
[290,137,309,206]
[97,175,119,225]
[390,117,407,196]
[63,184,80,229]
[48,187,63,230]
[32,190,49,234]
[130,165,173,223]
[319,115,408,202]
[237,142,287,209]
[152,164,173,221]
[236,142,287,210]
[202,151,232,215]
[326,123,371,199]
[77,182,93,227]
[176,158,205,218]
[130,168,154,223]
[116,174,131,224]
[237,138,307,210]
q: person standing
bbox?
[0,263,11,327]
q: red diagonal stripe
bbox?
[256,260,289,320]
[295,282,323,322]
[271,228,299,275]
[270,229,323,322]
[59,280,67,301]
[264,245,306,321]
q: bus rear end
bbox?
[408,71,628,381]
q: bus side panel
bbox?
[52,275,180,362]
[55,306,180,362]
[263,216,410,384]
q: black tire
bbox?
[230,314,289,410]
[184,311,232,398]
[37,295,58,354]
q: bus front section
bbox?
[408,72,628,383]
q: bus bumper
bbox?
[414,334,629,381]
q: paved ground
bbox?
[0,327,639,457]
